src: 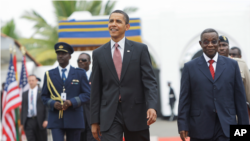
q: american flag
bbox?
[19,56,29,95]
[2,54,21,141]
[19,55,29,140]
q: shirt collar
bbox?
[29,85,38,91]
[203,52,218,63]
[58,64,71,72]
[110,36,125,49]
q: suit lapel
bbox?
[24,91,29,114]
[25,90,29,105]
[36,88,41,111]
[53,68,63,86]
[198,56,214,83]
[214,55,225,83]
[65,66,75,86]
[104,42,119,83]
[120,39,133,82]
[36,88,41,101]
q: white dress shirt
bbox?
[203,52,218,72]
[111,36,125,61]
[27,85,38,117]
[86,70,92,81]
[58,64,71,79]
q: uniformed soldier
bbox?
[229,46,250,122]
[41,42,90,141]
[218,36,250,122]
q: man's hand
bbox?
[63,100,72,111]
[42,121,48,128]
[180,130,188,141]
[147,108,157,125]
[91,123,102,141]
[54,102,63,110]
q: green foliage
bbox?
[123,7,138,14]
[20,0,138,65]
[103,0,116,15]
[1,19,19,40]
[83,0,102,15]
[53,1,78,21]
[19,10,58,65]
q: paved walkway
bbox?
[150,118,179,137]
[1,118,189,141]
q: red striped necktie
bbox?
[113,43,122,101]
[208,60,215,79]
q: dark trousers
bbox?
[24,118,47,141]
[51,128,82,141]
[80,124,96,141]
[101,102,149,141]
[170,102,175,115]
[190,114,229,141]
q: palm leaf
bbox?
[86,1,102,15]
[103,0,116,15]
[123,7,138,14]
[19,0,139,65]
[35,49,57,65]
[1,19,19,39]
[76,0,88,11]
[53,1,77,21]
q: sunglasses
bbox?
[229,53,238,56]
[77,59,88,63]
[203,40,218,45]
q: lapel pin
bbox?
[127,50,130,52]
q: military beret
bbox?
[219,35,229,44]
[54,42,74,54]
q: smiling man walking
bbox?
[90,10,158,141]
[178,28,249,141]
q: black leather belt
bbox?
[27,116,37,119]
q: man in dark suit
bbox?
[90,10,158,141]
[178,28,249,141]
[42,42,90,141]
[168,82,176,121]
[78,53,95,141]
[20,75,48,141]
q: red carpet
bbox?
[158,137,190,141]
[123,137,190,141]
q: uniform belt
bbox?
[27,116,37,119]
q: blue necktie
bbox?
[30,90,34,116]
[62,68,67,84]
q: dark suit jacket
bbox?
[21,88,47,130]
[178,55,249,139]
[90,38,158,132]
[42,66,90,129]
[83,73,91,129]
